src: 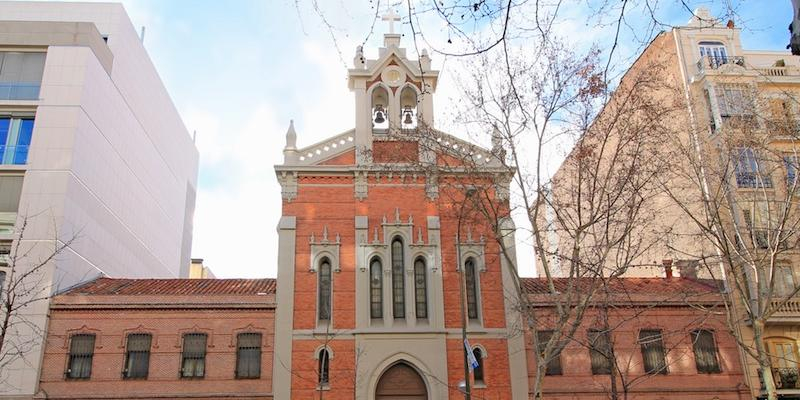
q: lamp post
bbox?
[456,186,476,400]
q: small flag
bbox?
[464,339,479,370]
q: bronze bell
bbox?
[374,110,385,124]
[403,110,413,125]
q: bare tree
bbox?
[0,215,77,387]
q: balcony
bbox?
[774,367,800,390]
[769,298,800,324]
[0,82,40,101]
[697,56,746,73]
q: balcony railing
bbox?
[697,56,746,72]
[0,82,41,101]
[773,367,800,390]
[736,172,772,189]
[771,298,800,315]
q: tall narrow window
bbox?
[536,330,563,375]
[0,117,34,165]
[734,148,771,188]
[318,349,330,385]
[236,333,262,379]
[414,258,427,319]
[692,329,721,373]
[318,258,332,321]
[465,258,479,320]
[774,265,797,297]
[181,333,207,378]
[785,155,799,190]
[473,347,485,384]
[588,329,612,375]
[123,333,151,379]
[66,334,95,379]
[639,329,667,374]
[391,238,405,318]
[370,258,383,319]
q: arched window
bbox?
[318,258,332,321]
[400,86,418,129]
[370,258,383,319]
[465,258,479,320]
[318,348,330,385]
[391,238,405,318]
[371,86,389,130]
[472,347,485,384]
[414,258,427,319]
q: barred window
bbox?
[123,333,151,379]
[318,349,330,385]
[465,258,478,320]
[536,330,563,375]
[370,258,383,319]
[588,329,612,375]
[692,329,721,373]
[318,259,332,321]
[473,347,485,383]
[639,329,667,374]
[181,333,207,378]
[66,334,95,379]
[236,333,262,379]
[391,238,405,318]
[414,258,427,319]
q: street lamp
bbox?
[456,185,476,400]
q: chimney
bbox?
[662,259,673,279]
[726,19,735,29]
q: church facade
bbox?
[271,28,528,400]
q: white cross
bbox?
[381,7,401,34]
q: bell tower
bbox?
[348,8,439,164]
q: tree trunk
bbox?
[754,320,778,400]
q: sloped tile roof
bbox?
[62,278,276,296]
[520,277,720,295]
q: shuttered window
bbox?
[181,333,207,378]
[0,175,23,212]
[639,330,667,374]
[370,258,383,319]
[66,334,95,379]
[588,329,612,375]
[391,239,405,318]
[318,259,331,321]
[414,258,427,319]
[236,333,261,379]
[123,334,151,379]
[692,330,721,373]
[536,330,563,375]
[465,258,479,320]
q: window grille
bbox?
[414,258,427,319]
[692,330,721,373]
[181,333,207,378]
[391,239,405,318]
[639,330,667,374]
[465,258,478,320]
[318,259,331,321]
[123,333,151,379]
[236,333,262,379]
[370,258,383,319]
[66,334,95,379]
[536,330,563,375]
[588,329,612,375]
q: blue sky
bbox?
[103,0,794,278]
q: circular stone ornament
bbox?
[381,66,406,87]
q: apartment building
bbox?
[0,2,199,397]
[543,7,800,399]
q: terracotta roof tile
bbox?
[520,277,720,295]
[63,278,276,296]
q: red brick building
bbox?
[38,278,276,399]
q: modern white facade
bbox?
[0,2,198,397]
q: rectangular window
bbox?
[774,265,797,297]
[0,117,34,165]
[734,148,772,189]
[0,52,45,100]
[742,202,774,249]
[639,330,668,374]
[716,85,753,117]
[536,330,563,375]
[66,334,95,379]
[236,333,262,379]
[588,329,612,375]
[692,329,722,373]
[181,333,207,378]
[0,175,23,215]
[123,333,151,379]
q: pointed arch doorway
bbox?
[375,362,428,400]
